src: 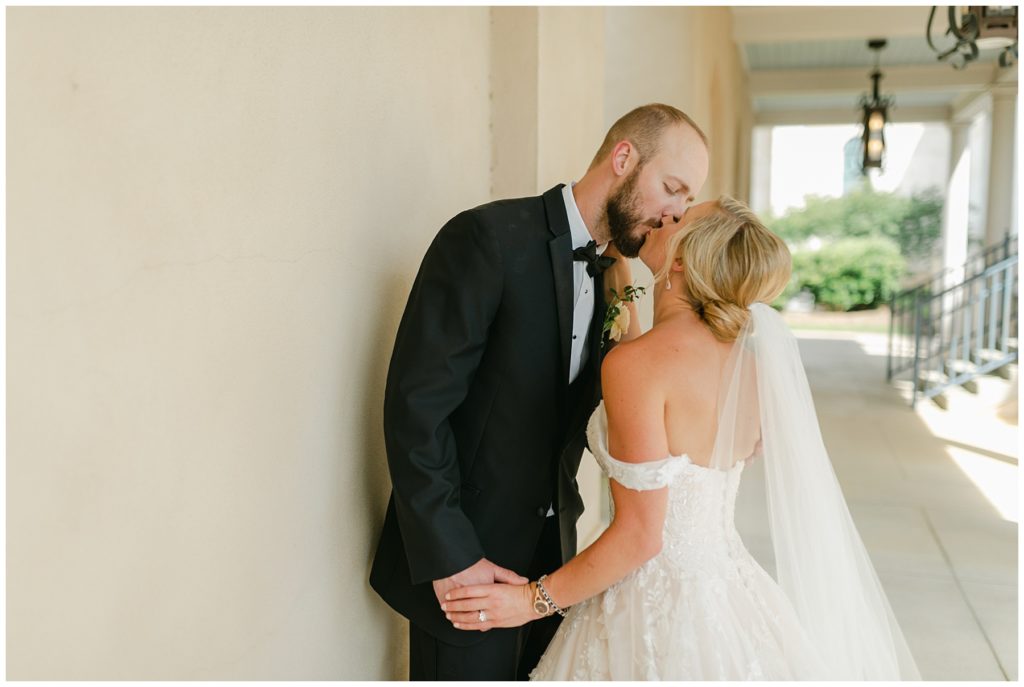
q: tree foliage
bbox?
[768,187,943,261]
[768,186,943,311]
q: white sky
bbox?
[770,123,927,216]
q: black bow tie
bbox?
[572,240,616,277]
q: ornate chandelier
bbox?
[927,6,1019,69]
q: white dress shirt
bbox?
[548,183,607,518]
[562,182,608,385]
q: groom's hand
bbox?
[432,558,528,609]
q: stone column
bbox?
[985,85,1017,247]
[943,120,972,282]
[490,7,605,198]
[749,125,773,215]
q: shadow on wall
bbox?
[357,268,411,679]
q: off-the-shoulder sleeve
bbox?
[586,402,689,491]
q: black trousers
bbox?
[408,514,564,681]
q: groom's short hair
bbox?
[588,103,709,171]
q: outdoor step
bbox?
[932,373,1015,416]
[941,383,996,415]
[969,373,1015,404]
[912,355,1015,411]
[916,369,948,393]
[973,348,1019,379]
[944,360,980,393]
[914,369,950,409]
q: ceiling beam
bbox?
[754,105,951,127]
[994,66,1019,85]
[731,6,932,45]
[749,64,999,98]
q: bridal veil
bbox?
[709,303,921,680]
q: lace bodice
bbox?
[585,400,746,573]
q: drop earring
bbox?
[665,278,672,290]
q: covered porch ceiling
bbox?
[732,6,1018,126]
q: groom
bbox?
[370,103,710,680]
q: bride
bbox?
[442,196,921,680]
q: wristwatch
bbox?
[531,581,553,617]
[531,574,567,617]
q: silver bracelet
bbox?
[537,574,567,617]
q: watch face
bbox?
[534,600,549,615]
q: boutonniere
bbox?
[601,284,646,348]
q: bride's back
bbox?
[633,313,759,469]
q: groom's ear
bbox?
[610,140,636,177]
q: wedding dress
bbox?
[530,304,921,681]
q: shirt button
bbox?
[572,335,577,340]
[536,507,547,517]
[584,289,589,294]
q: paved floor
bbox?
[740,331,1018,681]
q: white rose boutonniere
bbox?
[602,284,646,347]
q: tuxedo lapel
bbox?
[543,185,573,395]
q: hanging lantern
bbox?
[860,39,894,174]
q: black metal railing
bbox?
[888,235,1017,380]
[887,234,1018,407]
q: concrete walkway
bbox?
[733,330,1017,681]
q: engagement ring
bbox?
[478,610,487,623]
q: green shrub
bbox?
[789,237,906,311]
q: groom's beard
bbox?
[605,167,654,258]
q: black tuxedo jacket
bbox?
[369,184,608,646]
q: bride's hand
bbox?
[602,240,625,260]
[441,582,536,631]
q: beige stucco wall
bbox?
[8,6,750,679]
[490,7,539,199]
[8,7,490,679]
[536,7,606,191]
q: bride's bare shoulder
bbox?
[599,335,672,460]
[602,325,710,392]
[601,328,686,389]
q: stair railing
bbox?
[903,253,1017,407]
[888,233,1017,387]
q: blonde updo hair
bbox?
[653,196,791,342]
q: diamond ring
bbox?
[478,610,487,623]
